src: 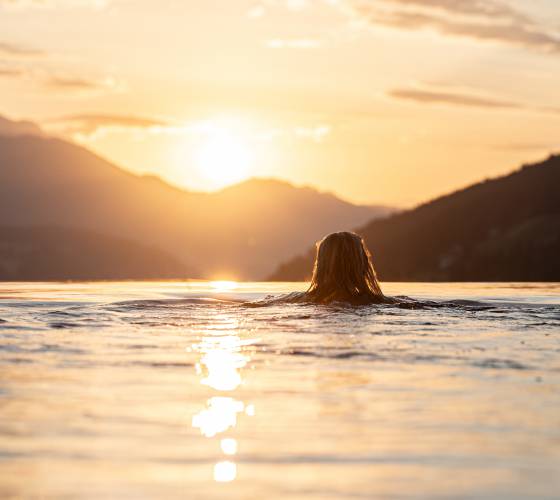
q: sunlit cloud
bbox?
[374,0,530,21]
[248,0,312,17]
[265,38,322,49]
[294,124,331,141]
[388,87,522,109]
[493,142,560,152]
[46,113,172,136]
[0,0,110,9]
[45,111,334,147]
[285,0,310,11]
[0,41,45,58]
[45,75,122,94]
[247,4,265,18]
[539,106,560,115]
[387,84,560,118]
[338,0,560,54]
[0,67,24,78]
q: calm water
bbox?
[0,282,559,499]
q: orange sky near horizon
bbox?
[1,0,559,207]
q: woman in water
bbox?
[259,231,394,306]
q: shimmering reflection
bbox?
[198,336,249,391]
[214,461,237,482]
[221,438,238,455]
[210,280,239,291]
[1,282,560,498]
[191,312,256,483]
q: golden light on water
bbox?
[221,438,238,455]
[213,461,237,483]
[201,350,246,391]
[191,396,244,438]
[210,281,239,291]
[197,329,249,391]
[191,312,257,483]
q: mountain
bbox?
[0,227,190,280]
[0,115,43,138]
[269,155,560,282]
[0,116,392,279]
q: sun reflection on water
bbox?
[191,313,256,483]
[198,337,249,391]
[210,280,239,291]
[221,438,238,455]
[214,461,237,482]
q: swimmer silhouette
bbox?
[262,231,393,305]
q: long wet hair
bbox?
[304,231,386,305]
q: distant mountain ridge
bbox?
[0,226,191,280]
[270,155,560,282]
[0,115,393,280]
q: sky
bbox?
[0,0,559,207]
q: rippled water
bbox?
[1,282,559,499]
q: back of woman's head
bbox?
[307,231,384,304]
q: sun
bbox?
[194,124,253,189]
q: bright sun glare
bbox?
[194,122,253,189]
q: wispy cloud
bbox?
[539,106,560,115]
[45,112,334,147]
[45,75,122,94]
[0,67,24,78]
[388,87,522,109]
[0,41,45,58]
[493,142,560,152]
[265,38,322,49]
[45,113,173,137]
[247,4,266,18]
[294,124,331,141]
[339,0,560,54]
[0,0,110,9]
[387,84,560,118]
[247,0,311,17]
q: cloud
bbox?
[0,41,45,58]
[386,83,560,120]
[0,67,24,77]
[45,113,334,147]
[45,113,173,137]
[248,0,311,17]
[294,124,331,141]
[285,0,310,11]
[341,0,560,54]
[375,0,529,22]
[45,75,121,94]
[265,38,322,48]
[0,0,109,9]
[247,4,266,18]
[539,106,560,115]
[388,87,522,109]
[493,142,560,152]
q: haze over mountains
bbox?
[271,155,560,282]
[0,114,392,280]
[0,227,190,281]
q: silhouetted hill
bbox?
[269,155,560,282]
[0,117,392,279]
[0,227,190,280]
[0,115,43,137]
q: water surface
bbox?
[1,282,559,499]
